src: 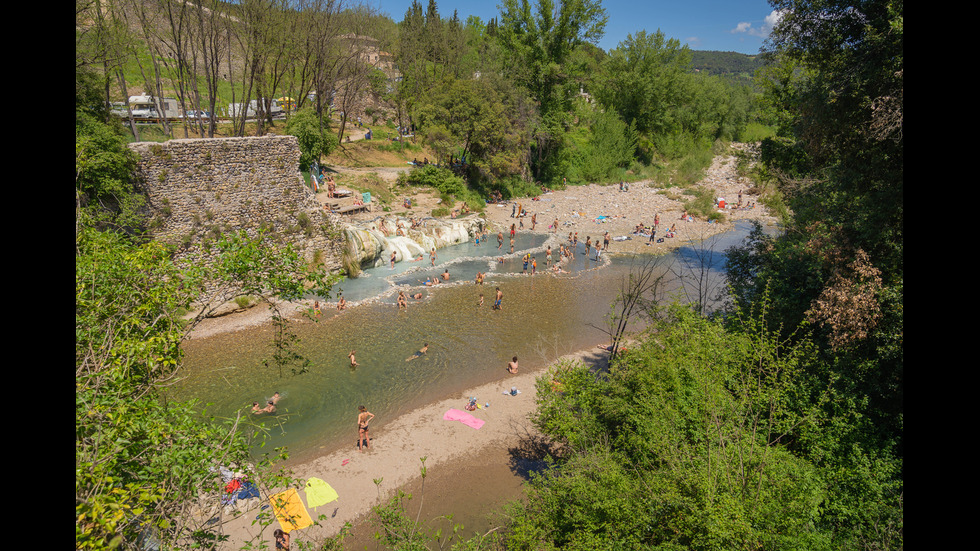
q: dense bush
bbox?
[285,107,339,171]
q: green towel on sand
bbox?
[304,477,338,510]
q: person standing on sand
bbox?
[357,405,375,451]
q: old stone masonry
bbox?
[128,135,343,276]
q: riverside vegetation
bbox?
[76,0,902,549]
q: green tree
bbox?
[75,99,142,233]
[723,0,903,545]
[512,305,830,549]
[565,99,637,182]
[594,29,691,138]
[414,76,533,183]
[496,0,607,184]
[285,106,339,171]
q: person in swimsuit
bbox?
[406,344,428,361]
[507,356,519,374]
[357,405,375,451]
[274,528,289,550]
[348,350,359,368]
[494,287,503,310]
[253,400,275,414]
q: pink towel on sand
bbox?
[443,408,485,429]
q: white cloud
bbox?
[731,10,785,38]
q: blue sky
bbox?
[370,0,780,55]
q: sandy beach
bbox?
[189,143,778,548]
[212,346,611,549]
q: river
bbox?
[175,221,764,464]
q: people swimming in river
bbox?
[493,287,503,310]
[507,356,519,374]
[397,291,408,310]
[252,400,276,414]
[406,344,428,362]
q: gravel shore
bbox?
[482,143,778,257]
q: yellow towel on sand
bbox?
[304,477,339,510]
[269,488,314,533]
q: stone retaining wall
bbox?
[128,135,343,286]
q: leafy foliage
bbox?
[75,110,143,232]
[513,305,830,549]
[285,107,339,171]
[75,225,336,548]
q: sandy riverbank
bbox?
[214,345,610,549]
[480,143,777,257]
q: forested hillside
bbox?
[77,0,901,549]
[689,49,765,77]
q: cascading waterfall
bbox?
[342,214,487,270]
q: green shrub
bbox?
[405,165,466,196]
[286,107,339,171]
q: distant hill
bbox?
[688,50,766,88]
[690,50,765,76]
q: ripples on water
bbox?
[176,222,763,461]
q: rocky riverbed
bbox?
[482,142,779,256]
